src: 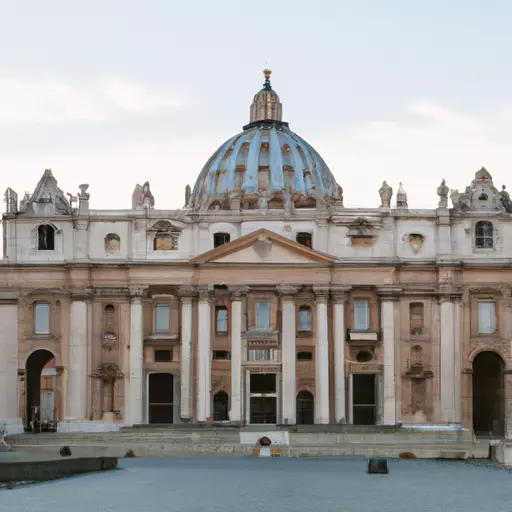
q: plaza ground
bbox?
[0,457,511,512]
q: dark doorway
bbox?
[148,373,174,424]
[249,373,277,424]
[213,391,229,421]
[352,374,376,425]
[26,349,55,431]
[472,351,505,437]
[296,390,314,424]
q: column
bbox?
[453,298,462,423]
[332,288,349,423]
[197,286,212,422]
[380,291,397,425]
[128,288,144,426]
[314,287,330,424]
[179,288,194,422]
[278,285,297,425]
[66,295,89,421]
[0,294,23,434]
[502,291,512,438]
[229,286,248,423]
[440,296,456,423]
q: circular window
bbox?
[356,351,373,363]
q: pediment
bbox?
[191,229,335,265]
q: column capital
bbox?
[178,286,198,299]
[129,286,145,298]
[229,285,250,299]
[70,289,93,302]
[376,286,401,301]
[277,285,298,299]
[197,285,214,301]
[331,286,351,303]
[313,286,330,303]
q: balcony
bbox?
[243,329,280,347]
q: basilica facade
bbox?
[1,70,511,436]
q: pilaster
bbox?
[439,294,456,423]
[313,286,330,424]
[278,285,298,424]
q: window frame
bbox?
[154,303,171,333]
[213,232,231,248]
[34,302,51,335]
[215,306,228,335]
[477,300,497,334]
[255,300,271,330]
[353,298,370,331]
[475,220,494,250]
[298,305,312,332]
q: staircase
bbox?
[6,424,489,460]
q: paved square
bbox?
[0,458,511,512]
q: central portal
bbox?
[248,373,277,424]
[352,374,377,425]
[148,373,174,424]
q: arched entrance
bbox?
[472,351,505,437]
[25,349,56,432]
[296,390,314,424]
[148,373,174,424]
[213,391,229,421]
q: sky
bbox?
[1,0,512,211]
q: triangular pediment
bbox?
[191,229,335,264]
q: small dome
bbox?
[189,70,341,211]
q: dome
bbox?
[188,70,342,211]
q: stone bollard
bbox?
[368,458,389,474]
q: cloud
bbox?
[0,77,183,124]
[318,101,512,209]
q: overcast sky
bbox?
[1,0,512,211]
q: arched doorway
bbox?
[296,390,314,424]
[213,391,229,421]
[472,351,505,437]
[148,373,174,424]
[25,349,56,432]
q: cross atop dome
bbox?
[249,68,283,124]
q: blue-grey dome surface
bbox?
[191,121,339,208]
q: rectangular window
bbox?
[154,349,172,362]
[213,350,231,360]
[216,307,228,334]
[478,301,496,334]
[155,303,170,333]
[255,301,271,330]
[354,299,370,331]
[409,302,424,335]
[34,302,50,334]
[248,349,276,361]
[298,307,312,331]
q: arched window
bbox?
[475,221,493,249]
[104,233,120,253]
[37,224,55,250]
[213,232,230,248]
[104,305,115,333]
[213,391,229,421]
[298,306,312,332]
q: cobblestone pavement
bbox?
[0,458,511,512]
